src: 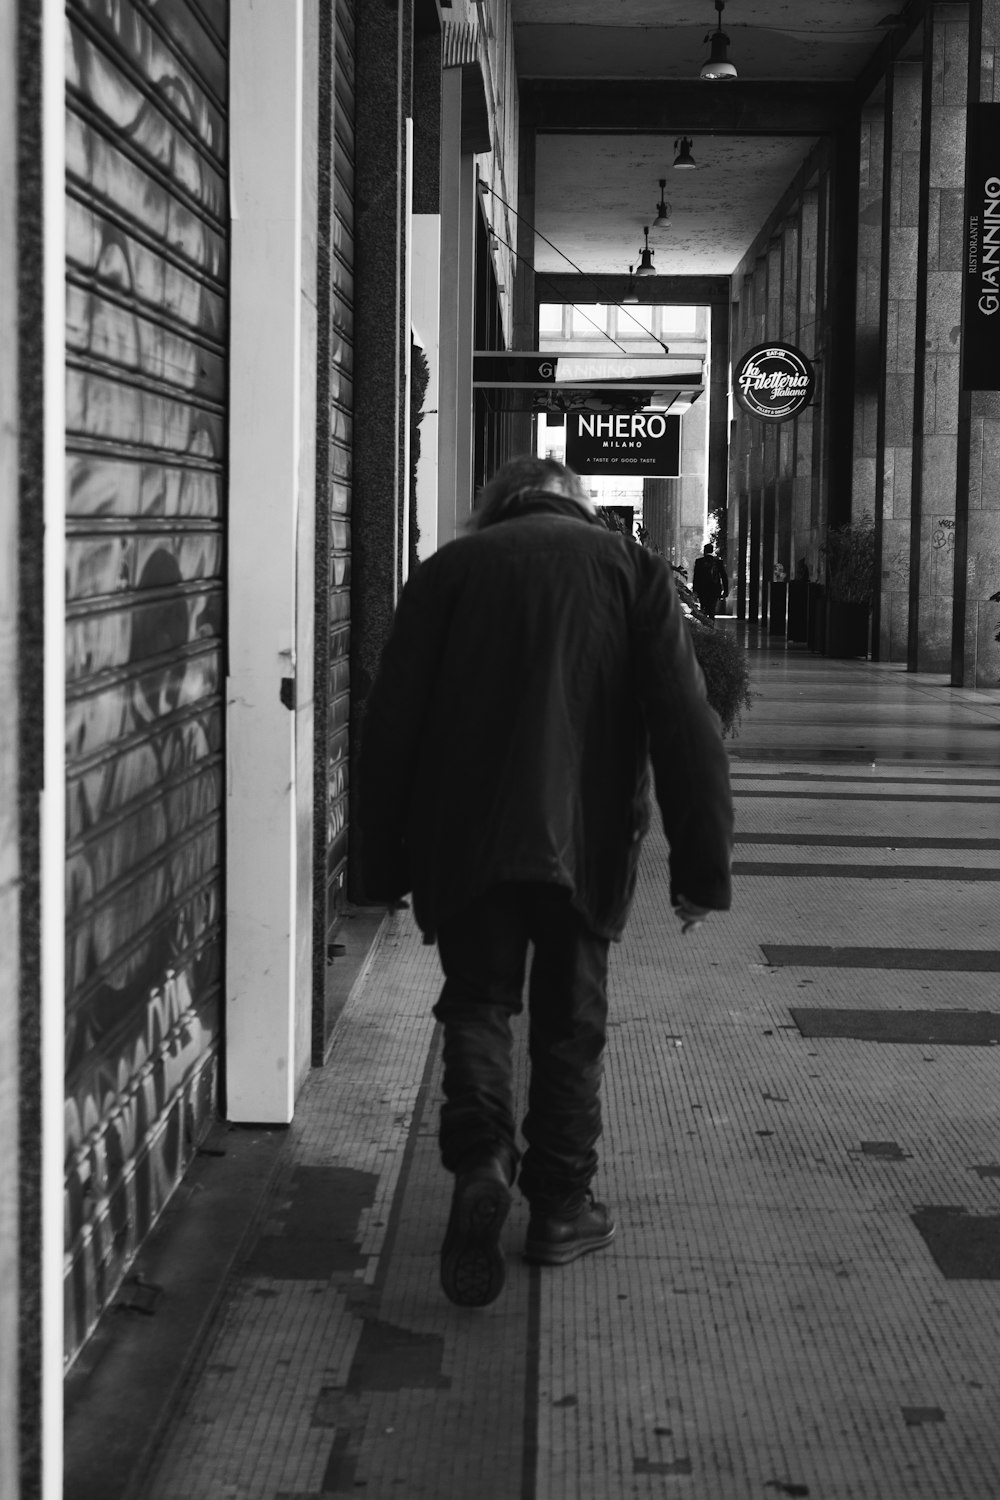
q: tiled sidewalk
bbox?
[93,639,1000,1499]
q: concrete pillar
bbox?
[747,260,768,620]
[642,477,675,562]
[854,102,886,522]
[679,379,711,570]
[909,3,969,671]
[794,190,821,575]
[707,297,730,545]
[774,216,799,579]
[411,21,443,563]
[511,97,537,456]
[953,0,1000,685]
[760,239,783,621]
[877,61,923,660]
[437,67,476,544]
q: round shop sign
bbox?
[733,342,815,422]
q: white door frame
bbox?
[226,0,306,1123]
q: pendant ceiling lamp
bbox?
[634,226,657,277]
[673,136,697,169]
[622,266,639,303]
[700,0,737,80]
[652,180,672,229]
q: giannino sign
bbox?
[962,104,1000,391]
[732,343,815,422]
[565,411,681,476]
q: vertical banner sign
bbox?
[565,411,681,476]
[962,103,1000,391]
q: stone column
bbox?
[909,3,969,672]
[707,296,730,545]
[759,238,783,624]
[794,189,821,575]
[775,215,800,579]
[854,102,885,523]
[877,61,923,660]
[510,95,536,457]
[437,65,477,544]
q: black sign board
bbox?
[565,411,680,476]
[962,103,1000,391]
[732,343,815,422]
[473,354,558,386]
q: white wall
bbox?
[227,0,306,1123]
[412,214,441,559]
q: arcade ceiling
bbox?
[511,0,925,279]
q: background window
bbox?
[539,302,564,336]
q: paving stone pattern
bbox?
[142,639,1000,1499]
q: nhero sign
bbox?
[733,343,815,422]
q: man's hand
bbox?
[673,896,711,935]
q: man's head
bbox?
[703,543,714,555]
[471,456,594,531]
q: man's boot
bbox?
[440,1157,512,1306]
[524,1194,616,1266]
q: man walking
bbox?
[692,541,729,619]
[359,457,733,1307]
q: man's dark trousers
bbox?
[434,882,610,1213]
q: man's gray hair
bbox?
[470,456,590,531]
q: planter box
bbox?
[806,584,827,655]
[825,600,870,659]
[787,580,809,642]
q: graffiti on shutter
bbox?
[64,0,228,1363]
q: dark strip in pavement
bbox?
[729,748,998,766]
[319,1021,443,1494]
[734,862,999,881]
[521,1267,542,1500]
[764,946,1000,971]
[736,833,1000,849]
[912,1207,1000,1278]
[791,1008,1000,1044]
[733,771,1000,787]
[734,788,999,802]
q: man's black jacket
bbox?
[358,493,734,941]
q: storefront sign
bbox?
[565,411,680,476]
[732,342,815,422]
[962,103,1000,391]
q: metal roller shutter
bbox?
[326,1,354,948]
[63,0,228,1363]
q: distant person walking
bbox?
[359,456,734,1307]
[693,542,729,619]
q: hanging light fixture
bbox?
[652,180,672,229]
[622,266,639,303]
[673,136,697,169]
[634,226,657,277]
[700,0,737,80]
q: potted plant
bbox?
[822,512,875,658]
[670,560,754,737]
[599,510,754,736]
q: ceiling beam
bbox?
[522,80,855,136]
[535,274,732,307]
